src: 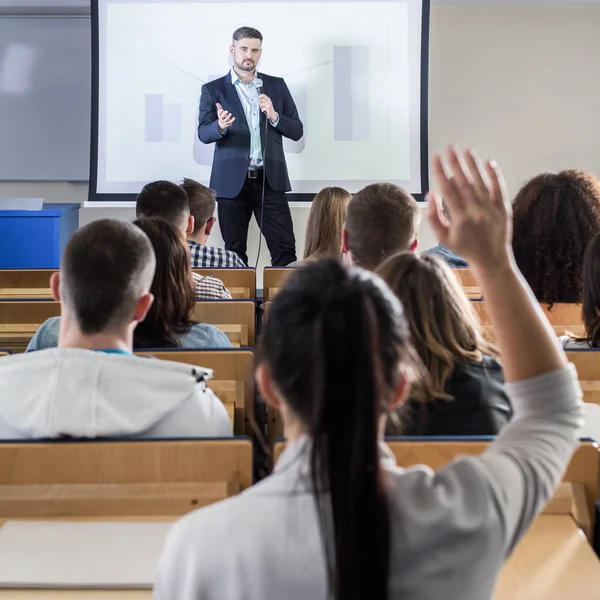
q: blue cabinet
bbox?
[0,203,78,268]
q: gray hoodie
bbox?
[0,349,232,439]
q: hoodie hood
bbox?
[0,349,212,438]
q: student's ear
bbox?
[409,238,419,253]
[256,363,282,409]
[205,217,216,237]
[50,272,61,302]
[132,293,154,324]
[186,215,195,236]
[388,369,411,411]
[341,227,350,254]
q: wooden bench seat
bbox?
[192,268,256,300]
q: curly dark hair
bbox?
[512,169,600,304]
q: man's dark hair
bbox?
[181,178,217,235]
[135,180,190,232]
[345,183,421,271]
[61,219,155,334]
[232,26,263,43]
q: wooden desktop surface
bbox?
[0,515,598,599]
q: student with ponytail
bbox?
[154,149,583,600]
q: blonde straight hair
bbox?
[377,252,498,402]
[303,187,352,261]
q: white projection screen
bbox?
[89,0,430,202]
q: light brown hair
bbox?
[345,183,421,271]
[181,178,217,235]
[377,252,497,402]
[303,187,352,260]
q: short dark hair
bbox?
[135,180,190,232]
[232,26,263,43]
[345,183,421,271]
[181,178,216,235]
[61,219,155,334]
[512,169,600,304]
[132,217,196,348]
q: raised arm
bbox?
[429,147,583,554]
[272,79,303,142]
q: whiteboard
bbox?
[0,16,90,181]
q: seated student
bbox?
[560,233,600,349]
[377,252,511,436]
[132,218,232,349]
[136,180,233,299]
[1,219,232,440]
[512,169,600,304]
[181,178,245,268]
[154,149,582,599]
[289,186,352,266]
[342,181,421,271]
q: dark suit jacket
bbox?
[198,72,303,199]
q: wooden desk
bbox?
[495,515,600,600]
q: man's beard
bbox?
[236,60,255,72]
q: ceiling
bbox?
[0,0,600,10]
[1,0,600,7]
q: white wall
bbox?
[2,6,600,271]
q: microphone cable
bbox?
[254,79,268,270]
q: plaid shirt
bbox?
[192,273,232,300]
[188,240,246,268]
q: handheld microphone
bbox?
[255,78,264,96]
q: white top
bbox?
[0,348,232,439]
[154,365,583,600]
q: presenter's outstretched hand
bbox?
[428,147,513,275]
[216,103,235,132]
[258,94,278,123]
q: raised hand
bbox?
[216,103,235,132]
[428,147,513,275]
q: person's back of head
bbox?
[343,183,421,270]
[377,252,496,402]
[512,169,600,304]
[58,219,155,338]
[303,187,352,261]
[132,217,196,348]
[578,233,600,346]
[181,178,217,243]
[136,180,192,235]
[257,259,418,600]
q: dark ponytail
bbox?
[260,260,412,600]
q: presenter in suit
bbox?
[198,26,303,266]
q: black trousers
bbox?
[217,173,297,267]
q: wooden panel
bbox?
[451,268,481,299]
[473,302,583,339]
[0,301,61,352]
[0,481,237,517]
[135,350,255,436]
[495,515,600,600]
[566,351,600,405]
[0,439,253,518]
[192,301,255,347]
[0,270,56,290]
[192,268,256,300]
[273,440,599,535]
[263,268,293,301]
